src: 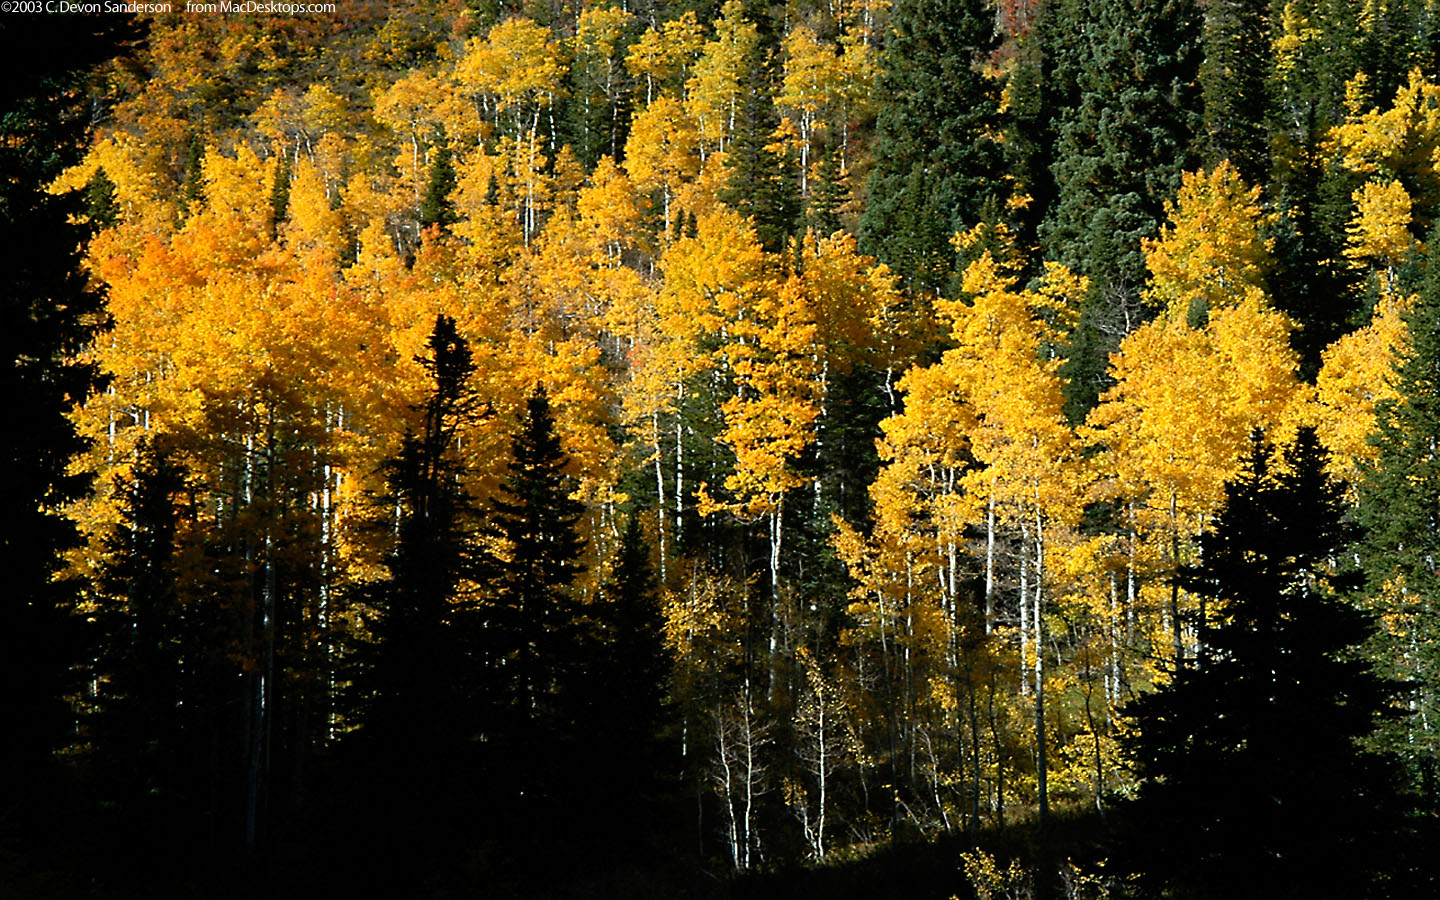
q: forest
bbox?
[5,0,1440,897]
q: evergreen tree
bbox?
[270,153,291,237]
[84,166,120,230]
[91,439,190,814]
[418,137,458,231]
[1200,0,1271,185]
[1041,0,1202,415]
[485,387,589,743]
[354,314,485,752]
[1357,230,1440,789]
[858,0,1004,293]
[720,45,800,254]
[1120,429,1410,899]
[805,145,848,238]
[594,511,670,761]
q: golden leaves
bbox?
[1142,162,1273,320]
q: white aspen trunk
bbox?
[1033,509,1047,826]
[1019,521,1030,698]
[984,495,996,634]
[799,110,811,195]
[652,411,668,585]
[675,383,685,545]
[718,717,740,869]
[741,681,760,870]
[1169,489,1184,666]
[815,692,827,859]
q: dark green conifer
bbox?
[354,314,485,750]
[485,387,589,738]
[1041,0,1202,416]
[0,13,136,819]
[1357,229,1440,788]
[1201,0,1271,185]
[805,145,848,238]
[720,47,800,254]
[84,166,120,229]
[1121,429,1410,899]
[858,0,1004,293]
[91,439,190,813]
[419,138,459,231]
[269,154,291,240]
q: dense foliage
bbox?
[9,1,1440,896]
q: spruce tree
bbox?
[418,138,458,231]
[594,512,670,762]
[354,314,485,754]
[1357,229,1440,789]
[485,387,589,743]
[720,45,800,254]
[1121,429,1411,900]
[91,439,191,815]
[1041,0,1202,415]
[858,0,1005,293]
[1200,0,1271,185]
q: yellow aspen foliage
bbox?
[449,147,525,270]
[1273,1,1322,84]
[685,0,759,157]
[1142,162,1273,319]
[1345,179,1421,299]
[573,7,635,76]
[779,26,842,184]
[1328,68,1440,214]
[576,156,644,258]
[658,207,770,348]
[252,87,307,160]
[372,70,450,201]
[672,153,733,224]
[1347,179,1417,266]
[793,230,905,370]
[184,146,279,271]
[625,11,706,105]
[455,17,565,139]
[283,158,345,266]
[949,252,1087,527]
[52,132,176,233]
[301,82,349,142]
[626,94,702,234]
[1085,293,1300,662]
[1087,298,1300,539]
[853,239,1087,667]
[1314,293,1411,483]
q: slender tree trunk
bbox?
[1033,511,1047,828]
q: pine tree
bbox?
[595,511,670,760]
[1041,0,1202,415]
[354,314,485,752]
[1200,0,1271,185]
[1120,429,1410,899]
[1357,229,1440,789]
[858,0,1005,293]
[485,387,589,742]
[419,137,458,231]
[91,439,190,814]
[719,44,800,254]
